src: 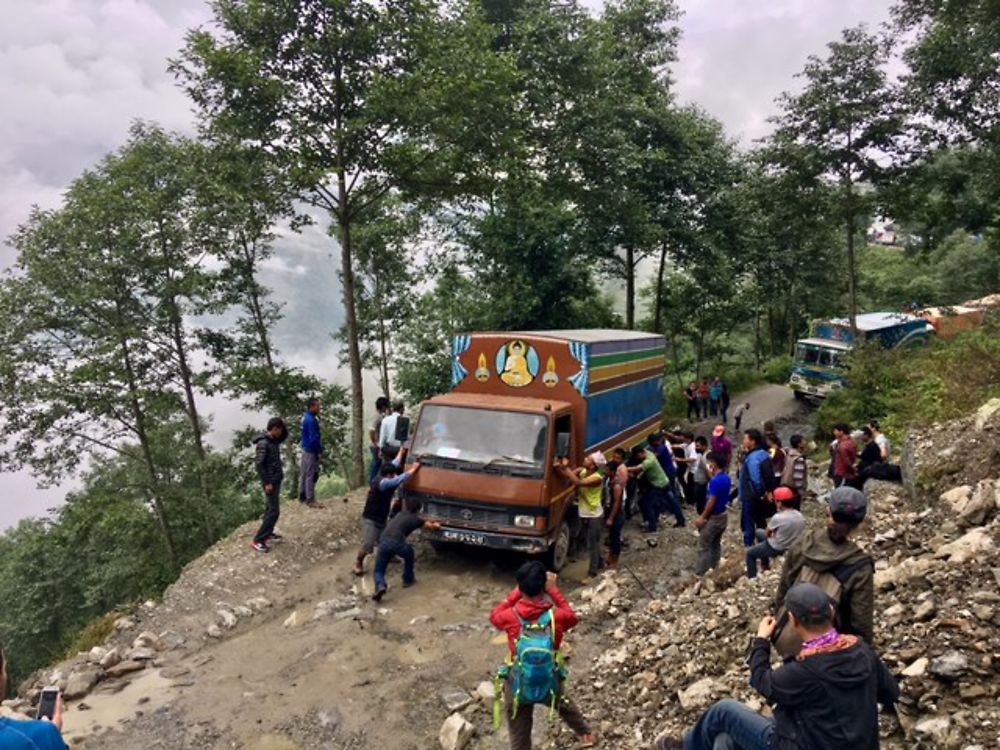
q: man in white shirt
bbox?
[379,400,407,458]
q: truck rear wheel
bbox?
[793,390,806,401]
[545,521,571,572]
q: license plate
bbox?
[441,530,487,546]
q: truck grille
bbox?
[422,501,510,528]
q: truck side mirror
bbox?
[556,432,571,459]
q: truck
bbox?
[402,329,667,570]
[788,312,934,400]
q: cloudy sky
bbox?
[0,0,894,528]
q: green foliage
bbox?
[63,613,121,662]
[762,355,794,384]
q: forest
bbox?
[0,0,998,686]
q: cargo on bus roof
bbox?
[826,312,923,331]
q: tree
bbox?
[173,0,516,487]
[769,26,902,334]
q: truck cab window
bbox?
[554,415,572,459]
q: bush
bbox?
[762,355,793,384]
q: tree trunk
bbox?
[625,246,636,329]
[753,303,762,370]
[377,307,391,400]
[165,297,216,543]
[653,244,668,333]
[846,216,858,337]
[116,305,178,570]
[337,182,365,489]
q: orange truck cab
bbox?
[402,329,666,570]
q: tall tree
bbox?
[769,26,902,334]
[173,0,515,486]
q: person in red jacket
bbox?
[490,561,595,749]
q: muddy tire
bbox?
[545,521,571,572]
[793,390,806,401]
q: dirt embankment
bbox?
[6,394,997,750]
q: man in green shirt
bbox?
[628,446,672,532]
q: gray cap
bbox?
[785,582,834,624]
[828,486,867,523]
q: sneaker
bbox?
[352,565,364,577]
[303,500,325,509]
[268,532,283,542]
[251,540,270,553]
[579,734,597,748]
[372,586,387,602]
[651,731,682,750]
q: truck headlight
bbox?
[513,515,535,529]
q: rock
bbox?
[579,577,620,610]
[913,599,936,622]
[113,617,136,631]
[901,657,928,677]
[439,712,475,750]
[246,597,272,612]
[914,715,951,741]
[158,631,185,650]
[475,681,495,701]
[934,528,995,563]
[958,480,998,527]
[874,557,936,589]
[940,485,973,512]
[312,597,358,620]
[317,708,342,730]
[441,689,473,712]
[133,632,165,651]
[883,603,907,627]
[217,609,238,629]
[64,668,101,699]
[282,611,301,628]
[88,646,108,664]
[234,605,254,619]
[973,397,1000,430]
[126,647,157,662]
[929,651,968,681]
[678,677,717,711]
[206,624,223,639]
[409,615,433,626]
[972,604,995,622]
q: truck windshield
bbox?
[411,405,548,470]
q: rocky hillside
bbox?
[2,399,998,750]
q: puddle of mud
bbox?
[62,668,174,742]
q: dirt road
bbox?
[50,384,811,750]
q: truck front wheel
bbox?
[545,521,571,572]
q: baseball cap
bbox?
[588,451,608,468]
[785,582,834,625]
[828,486,867,523]
[712,425,725,437]
[773,486,796,503]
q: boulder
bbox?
[930,651,968,681]
[913,599,936,622]
[439,712,475,750]
[217,609,238,629]
[88,646,108,665]
[475,681,495,701]
[958,480,998,527]
[940,485,973,513]
[234,605,254,620]
[113,617,136,632]
[246,597,272,613]
[441,689,473,712]
[678,677,717,711]
[64,668,100,700]
[104,661,145,679]
[934,527,995,563]
[312,597,358,620]
[282,611,301,628]
[99,648,121,670]
[206,624,223,639]
[901,657,928,677]
[158,631,186,650]
[126,647,157,662]
[133,632,165,651]
[913,716,952,741]
[973,397,1000,431]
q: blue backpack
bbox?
[494,610,566,725]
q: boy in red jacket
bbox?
[490,561,595,749]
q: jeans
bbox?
[658,483,686,526]
[746,529,783,579]
[696,512,728,576]
[693,482,708,515]
[299,450,319,502]
[367,445,382,484]
[710,398,720,417]
[687,399,699,420]
[374,539,415,590]
[254,480,282,543]
[640,487,662,532]
[684,699,775,750]
[721,403,729,424]
[608,512,624,557]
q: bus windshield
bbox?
[410,405,549,470]
[795,344,844,368]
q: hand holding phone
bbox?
[37,687,61,727]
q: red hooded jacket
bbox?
[490,585,579,658]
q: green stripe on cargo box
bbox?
[590,348,667,368]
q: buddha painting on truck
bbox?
[499,339,536,387]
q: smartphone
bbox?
[36,687,59,721]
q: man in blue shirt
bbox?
[694,451,732,579]
[299,397,324,508]
[0,646,69,750]
[738,428,776,547]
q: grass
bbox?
[62,611,123,660]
